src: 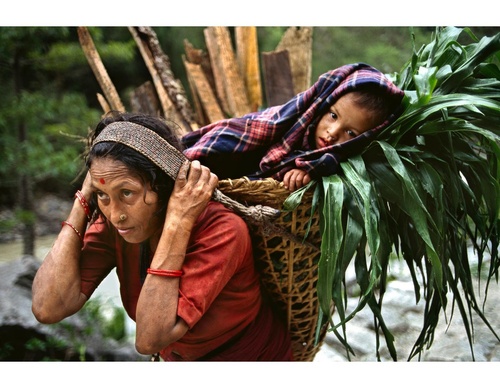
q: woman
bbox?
[31,112,292,361]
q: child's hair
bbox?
[348,84,403,125]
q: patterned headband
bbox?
[92,121,185,180]
[90,121,299,241]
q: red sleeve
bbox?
[79,218,117,299]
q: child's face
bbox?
[314,93,381,149]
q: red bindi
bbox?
[99,178,106,184]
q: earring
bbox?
[119,214,127,221]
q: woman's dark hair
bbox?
[85,111,184,222]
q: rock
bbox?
[0,255,146,361]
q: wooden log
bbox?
[276,27,313,94]
[183,59,225,125]
[261,50,295,106]
[204,27,251,117]
[235,27,262,112]
[135,27,197,132]
[128,27,193,137]
[129,81,161,117]
[77,27,125,112]
[96,93,111,115]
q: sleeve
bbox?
[176,203,253,329]
[79,218,117,299]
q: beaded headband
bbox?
[90,121,307,243]
[92,121,185,180]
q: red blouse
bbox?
[79,201,268,360]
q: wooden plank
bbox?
[129,81,161,116]
[261,50,295,106]
[183,59,225,125]
[204,27,230,115]
[77,27,125,112]
[182,56,205,125]
[204,27,251,117]
[235,26,262,112]
[276,27,313,94]
[184,39,216,95]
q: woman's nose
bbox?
[109,203,123,223]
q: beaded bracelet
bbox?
[75,190,92,221]
[146,268,183,277]
[61,220,83,242]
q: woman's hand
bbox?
[166,160,219,231]
[283,168,311,192]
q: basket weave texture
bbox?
[218,177,330,361]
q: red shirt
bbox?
[79,201,268,360]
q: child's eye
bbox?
[346,130,357,137]
[329,111,337,120]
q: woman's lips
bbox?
[117,227,133,236]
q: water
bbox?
[0,234,137,340]
[0,234,57,263]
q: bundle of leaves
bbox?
[285,26,500,360]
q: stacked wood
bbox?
[128,27,197,137]
[79,26,314,134]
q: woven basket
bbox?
[218,177,330,361]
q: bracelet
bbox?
[147,268,183,277]
[75,190,92,221]
[61,220,83,242]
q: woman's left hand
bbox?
[166,160,219,230]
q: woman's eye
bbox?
[122,190,133,198]
[96,191,109,204]
[96,191,108,200]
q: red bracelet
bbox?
[147,268,183,277]
[75,190,92,221]
[61,220,83,242]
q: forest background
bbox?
[1,26,499,255]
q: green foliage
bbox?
[82,298,127,342]
[293,26,500,361]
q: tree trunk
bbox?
[13,50,35,256]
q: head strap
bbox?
[92,121,185,180]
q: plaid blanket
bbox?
[182,63,405,181]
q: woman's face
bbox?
[314,93,381,149]
[90,157,162,244]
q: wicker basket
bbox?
[218,177,330,361]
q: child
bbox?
[182,63,405,191]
